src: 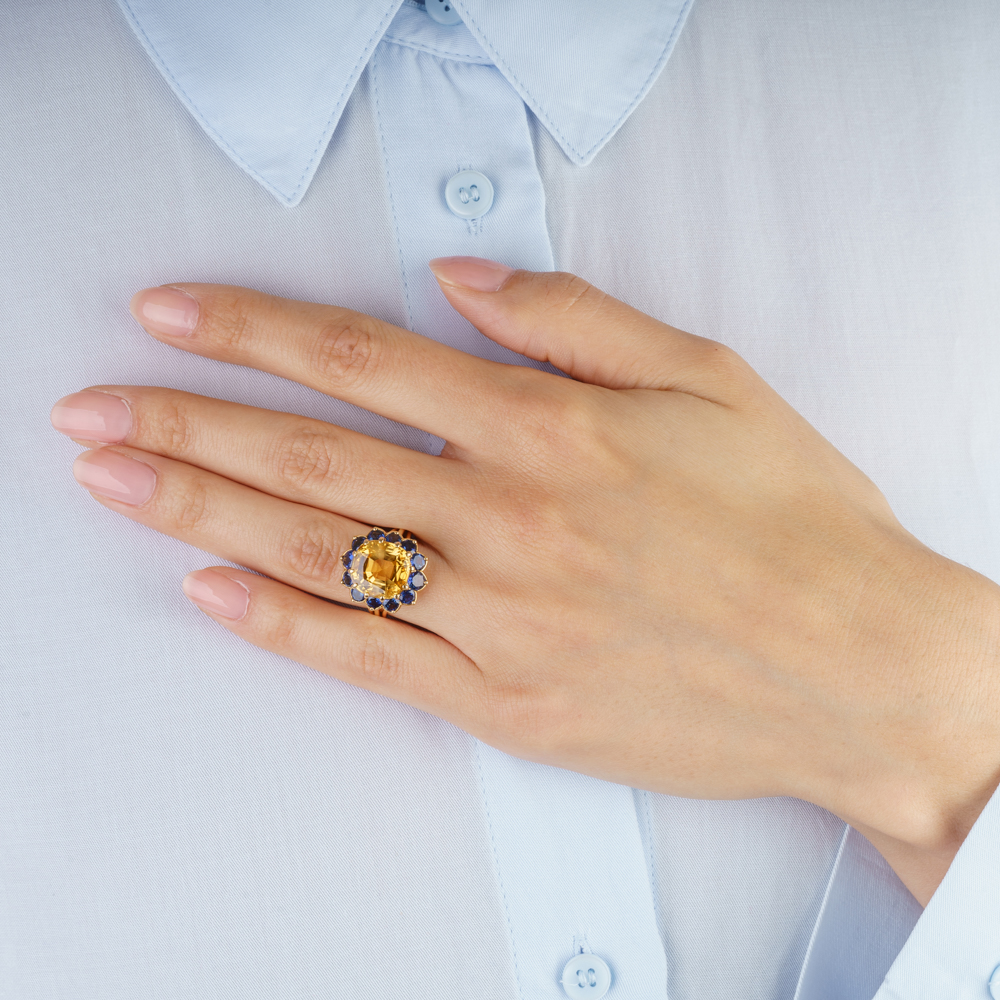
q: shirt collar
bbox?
[116,0,694,207]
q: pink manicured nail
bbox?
[183,570,250,620]
[51,391,132,443]
[429,256,515,292]
[73,450,157,505]
[129,286,199,336]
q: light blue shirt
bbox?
[3,0,1000,997]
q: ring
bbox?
[340,527,429,616]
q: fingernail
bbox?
[129,286,199,336]
[51,391,132,443]
[73,450,157,505]
[429,256,515,292]
[183,570,250,620]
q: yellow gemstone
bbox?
[348,540,410,600]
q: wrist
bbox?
[823,541,1000,902]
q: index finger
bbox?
[130,283,547,452]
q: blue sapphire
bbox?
[366,597,383,610]
[410,553,426,571]
[400,590,415,605]
[401,538,417,553]
[367,528,385,541]
[350,589,366,603]
[408,572,426,590]
[351,535,366,550]
[341,551,353,568]
[386,532,402,544]
[341,571,352,587]
[383,598,400,613]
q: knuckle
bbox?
[257,592,300,650]
[551,273,606,318]
[272,427,346,495]
[198,291,261,353]
[516,390,602,463]
[700,341,758,399]
[515,272,606,332]
[354,627,403,688]
[522,270,597,314]
[152,397,196,456]
[280,520,343,585]
[482,681,569,757]
[166,475,211,533]
[311,316,381,390]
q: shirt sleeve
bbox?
[874,786,1000,999]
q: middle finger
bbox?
[52,387,467,536]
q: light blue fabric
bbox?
[112,1,690,991]
[873,790,1000,999]
[13,0,991,996]
[369,10,668,991]
[114,0,694,205]
[474,747,667,997]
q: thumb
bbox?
[428,256,749,401]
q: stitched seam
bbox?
[474,742,527,1000]
[285,2,401,201]
[638,790,663,924]
[637,789,668,996]
[370,47,415,332]
[454,0,694,162]
[382,32,492,63]
[115,0,401,203]
[454,158,482,237]
[791,823,850,1000]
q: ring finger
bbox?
[71,445,451,628]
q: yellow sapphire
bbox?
[347,539,410,601]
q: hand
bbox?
[51,257,1000,904]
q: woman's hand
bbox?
[51,257,1000,904]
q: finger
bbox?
[180,567,484,724]
[429,258,758,403]
[71,446,447,626]
[52,387,466,534]
[129,284,550,451]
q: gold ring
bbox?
[341,528,429,615]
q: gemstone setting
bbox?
[341,527,429,614]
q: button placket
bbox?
[370,8,668,995]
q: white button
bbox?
[425,0,463,25]
[560,954,612,999]
[444,170,494,220]
[989,964,1000,999]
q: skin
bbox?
[52,262,1000,906]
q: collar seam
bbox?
[381,32,492,64]
[283,1,402,203]
[455,0,694,164]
